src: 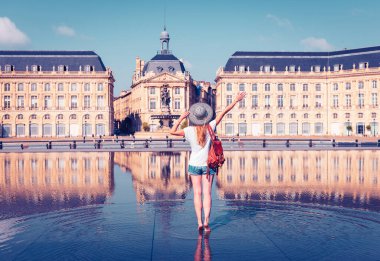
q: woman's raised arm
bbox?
[215,92,246,126]
[169,111,190,136]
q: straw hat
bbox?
[188,102,213,126]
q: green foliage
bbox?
[142,122,150,132]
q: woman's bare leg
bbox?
[191,175,203,228]
[202,174,214,228]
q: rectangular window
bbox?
[17,83,24,92]
[57,96,64,109]
[226,83,232,91]
[345,94,351,107]
[252,95,258,107]
[264,84,270,92]
[345,82,351,90]
[290,83,295,91]
[290,95,296,108]
[84,83,90,92]
[252,84,257,92]
[302,95,309,108]
[84,95,91,108]
[225,123,234,135]
[97,95,104,108]
[313,65,321,72]
[31,83,37,92]
[17,96,24,108]
[372,80,377,89]
[303,84,308,91]
[264,65,271,72]
[70,83,77,92]
[44,96,51,109]
[265,95,270,107]
[71,95,78,108]
[238,98,245,108]
[226,95,232,106]
[150,87,155,94]
[57,83,64,92]
[30,96,37,108]
[149,98,156,110]
[302,123,310,134]
[264,123,272,134]
[277,95,283,108]
[175,88,180,94]
[315,95,322,108]
[174,98,180,109]
[333,95,339,107]
[44,83,50,92]
[3,96,11,108]
[358,81,364,89]
[358,93,364,107]
[372,93,378,106]
[289,65,296,72]
[315,123,323,134]
[333,83,338,91]
[97,83,104,91]
[277,84,283,91]
[316,84,321,91]
[239,84,245,92]
[238,123,247,135]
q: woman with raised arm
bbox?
[170,92,246,232]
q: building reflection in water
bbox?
[115,151,190,204]
[217,150,380,210]
[0,152,114,218]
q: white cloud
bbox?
[300,37,334,51]
[266,14,293,30]
[0,17,29,45]
[54,25,76,37]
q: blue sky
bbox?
[1,0,380,95]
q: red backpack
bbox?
[206,125,225,177]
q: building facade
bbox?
[115,28,199,132]
[215,46,380,136]
[0,51,114,138]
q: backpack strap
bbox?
[206,124,216,181]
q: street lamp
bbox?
[348,119,350,136]
[57,120,59,137]
[84,120,87,136]
[297,120,299,135]
[29,121,31,137]
[1,120,3,138]
[373,118,376,137]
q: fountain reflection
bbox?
[0,152,114,219]
[115,151,190,203]
[217,150,380,210]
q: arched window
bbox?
[44,114,50,120]
[97,114,103,120]
[278,113,284,118]
[265,113,271,119]
[304,113,309,119]
[70,114,77,120]
[17,114,23,119]
[84,114,90,120]
[4,114,10,120]
[57,114,64,120]
[291,113,296,119]
[239,113,245,119]
[252,113,258,119]
[30,114,37,120]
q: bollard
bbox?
[149,137,152,142]
[232,137,235,142]
[332,139,336,147]
[73,140,77,149]
[355,139,359,147]
[309,139,312,147]
[120,139,125,149]
[286,139,290,148]
[97,140,101,149]
[83,136,86,143]
[169,139,173,148]
[0,141,2,150]
[145,139,149,148]
[263,139,266,148]
[378,139,380,147]
[21,144,24,150]
[69,143,72,149]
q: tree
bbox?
[142,122,150,132]
[346,125,353,136]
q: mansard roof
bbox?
[0,50,106,71]
[224,46,380,72]
[142,53,186,75]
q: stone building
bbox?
[115,28,200,132]
[0,51,114,137]
[215,46,380,136]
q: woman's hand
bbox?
[234,92,247,103]
[179,111,190,120]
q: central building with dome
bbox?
[115,28,212,133]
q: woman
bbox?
[170,92,246,232]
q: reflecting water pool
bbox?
[1,150,380,260]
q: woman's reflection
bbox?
[194,231,211,261]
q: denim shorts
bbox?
[188,165,216,175]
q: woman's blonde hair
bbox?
[195,125,208,147]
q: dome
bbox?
[142,54,185,75]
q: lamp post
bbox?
[373,118,376,137]
[297,120,299,135]
[29,121,31,137]
[1,120,3,138]
[84,120,87,137]
[270,120,272,135]
[348,119,350,136]
[57,120,59,137]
